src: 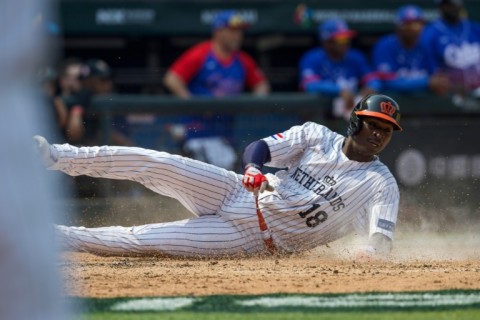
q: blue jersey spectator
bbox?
[423,0,480,101]
[373,5,449,95]
[299,18,380,119]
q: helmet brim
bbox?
[355,110,403,131]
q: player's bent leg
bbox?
[49,143,241,215]
[54,215,266,257]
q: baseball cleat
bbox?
[33,135,58,167]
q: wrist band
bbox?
[245,163,261,170]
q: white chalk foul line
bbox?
[110,297,197,311]
[237,293,480,308]
[107,292,480,312]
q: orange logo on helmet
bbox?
[380,101,396,116]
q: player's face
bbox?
[353,117,394,157]
[216,27,244,52]
[61,64,82,93]
[323,37,350,60]
[397,21,424,44]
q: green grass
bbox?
[70,291,480,319]
[78,309,480,320]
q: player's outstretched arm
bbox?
[356,233,393,261]
[241,140,272,195]
[369,233,393,255]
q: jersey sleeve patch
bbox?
[270,133,284,140]
[377,219,395,232]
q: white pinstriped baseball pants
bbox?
[52,144,269,257]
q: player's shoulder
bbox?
[300,48,325,62]
[424,19,448,35]
[375,34,398,49]
[237,49,255,60]
[237,50,257,66]
[346,48,368,61]
[302,121,327,130]
[467,19,480,33]
[301,121,341,138]
[184,41,212,57]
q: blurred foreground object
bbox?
[0,0,69,319]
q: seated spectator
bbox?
[36,66,68,141]
[63,59,134,198]
[423,0,480,106]
[58,57,83,101]
[163,9,271,170]
[299,18,380,120]
[373,5,450,96]
[57,57,85,143]
[72,58,133,146]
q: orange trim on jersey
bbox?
[355,110,403,131]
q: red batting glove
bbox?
[242,166,268,196]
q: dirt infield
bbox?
[59,232,480,298]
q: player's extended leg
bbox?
[55,214,265,257]
[46,142,241,216]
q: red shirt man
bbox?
[164,10,270,97]
[163,10,270,170]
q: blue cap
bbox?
[395,5,424,25]
[318,18,356,41]
[212,10,249,31]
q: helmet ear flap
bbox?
[347,94,372,136]
[347,111,361,136]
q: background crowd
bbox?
[38,0,480,178]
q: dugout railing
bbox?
[92,92,478,146]
[91,93,480,158]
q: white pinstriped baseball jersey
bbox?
[259,121,399,252]
[52,121,399,257]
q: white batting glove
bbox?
[242,166,268,196]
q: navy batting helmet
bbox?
[347,94,402,136]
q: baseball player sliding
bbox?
[35,94,402,259]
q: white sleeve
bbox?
[368,183,399,240]
[262,122,325,168]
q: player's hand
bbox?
[354,245,376,263]
[242,166,268,196]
